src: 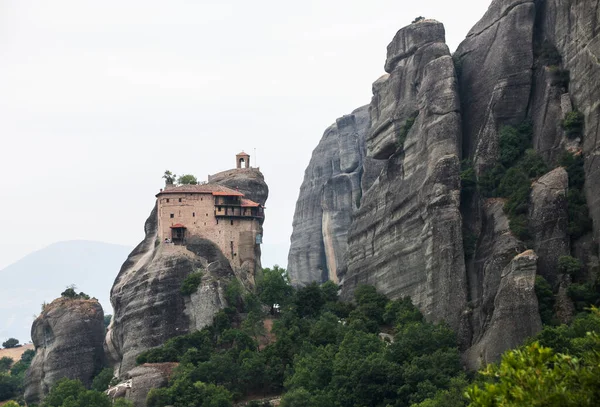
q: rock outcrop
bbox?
[464,250,542,370]
[105,206,234,377]
[24,298,106,405]
[287,106,384,285]
[467,199,527,350]
[343,20,467,333]
[529,167,570,284]
[107,363,177,407]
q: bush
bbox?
[549,66,570,88]
[520,149,548,178]
[91,368,114,392]
[412,16,426,23]
[558,256,583,277]
[0,357,12,373]
[396,112,419,152]
[562,111,584,138]
[538,41,562,66]
[60,286,90,300]
[559,151,592,240]
[181,270,204,296]
[568,283,600,312]
[460,160,477,203]
[2,339,19,349]
[535,276,557,326]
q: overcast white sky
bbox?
[0,0,490,270]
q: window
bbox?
[170,214,174,218]
[230,220,234,225]
[178,198,182,203]
[218,207,222,212]
[166,198,170,203]
[193,212,195,217]
[206,213,208,217]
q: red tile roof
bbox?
[236,151,249,156]
[156,183,244,197]
[241,198,261,207]
[170,223,186,228]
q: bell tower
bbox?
[236,151,250,169]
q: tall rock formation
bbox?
[342,21,467,332]
[535,0,600,251]
[288,0,600,366]
[24,298,106,405]
[106,171,268,377]
[455,0,536,171]
[287,106,383,285]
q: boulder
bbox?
[107,363,178,407]
[464,250,542,370]
[24,298,106,405]
[529,167,570,285]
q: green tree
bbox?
[177,174,198,185]
[2,339,19,349]
[0,357,12,373]
[104,315,112,329]
[91,368,114,392]
[558,255,583,276]
[467,340,600,406]
[257,266,293,314]
[163,170,176,185]
[42,378,112,407]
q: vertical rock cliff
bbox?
[24,298,106,405]
[288,0,599,367]
[343,21,467,333]
[287,106,384,285]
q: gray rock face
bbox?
[287,106,383,285]
[536,0,600,253]
[105,206,235,377]
[343,21,467,333]
[208,168,269,207]
[529,167,570,285]
[455,0,535,172]
[467,199,527,348]
[464,250,542,370]
[107,363,177,407]
[24,298,106,405]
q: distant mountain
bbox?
[0,240,131,344]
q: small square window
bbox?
[178,198,182,203]
[230,220,234,225]
[170,214,174,218]
[166,198,170,203]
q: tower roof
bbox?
[236,151,250,157]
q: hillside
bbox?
[0,344,34,364]
[0,240,131,344]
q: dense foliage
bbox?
[141,274,464,407]
[478,122,547,241]
[38,378,133,407]
[0,349,35,403]
[558,151,593,240]
[562,111,584,139]
[468,309,600,406]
